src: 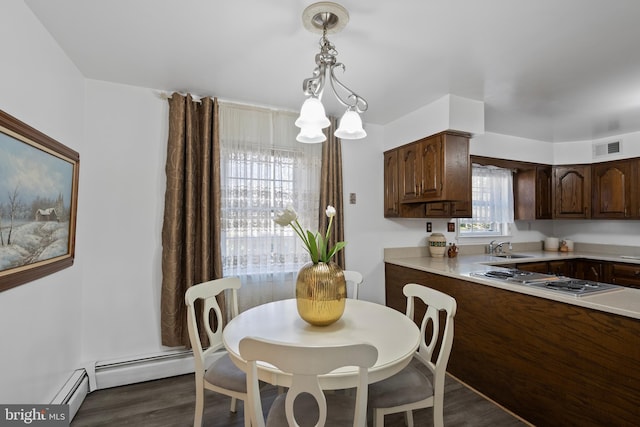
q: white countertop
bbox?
[384,250,640,320]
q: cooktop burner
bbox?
[524,278,621,297]
[474,269,623,297]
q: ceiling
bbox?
[24,0,640,142]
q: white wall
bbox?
[80,81,169,363]
[0,0,85,403]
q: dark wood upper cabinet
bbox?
[591,159,638,219]
[383,150,400,217]
[553,165,591,219]
[385,131,470,218]
[398,131,470,203]
[515,166,552,220]
[398,143,421,202]
[424,200,472,218]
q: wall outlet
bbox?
[426,222,432,232]
[349,193,356,204]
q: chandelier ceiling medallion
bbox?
[295,2,368,143]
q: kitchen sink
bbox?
[492,254,532,259]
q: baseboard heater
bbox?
[94,349,196,390]
[51,369,90,421]
[54,349,227,421]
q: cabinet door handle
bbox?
[590,266,599,280]
[634,270,640,277]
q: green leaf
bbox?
[317,234,327,262]
[306,230,319,263]
[326,241,347,260]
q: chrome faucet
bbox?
[488,240,512,254]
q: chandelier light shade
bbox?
[335,107,367,139]
[295,2,368,143]
[294,96,331,129]
[296,126,327,144]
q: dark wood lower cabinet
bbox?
[385,263,640,427]
[610,262,640,289]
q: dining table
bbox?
[222,298,421,390]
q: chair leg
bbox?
[193,385,204,427]
[230,397,237,413]
[404,410,414,427]
[373,409,384,427]
[433,398,444,427]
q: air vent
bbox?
[592,140,621,158]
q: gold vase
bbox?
[296,262,347,326]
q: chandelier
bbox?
[295,2,368,143]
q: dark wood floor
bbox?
[71,361,530,427]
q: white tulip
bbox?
[325,205,336,218]
[274,206,298,226]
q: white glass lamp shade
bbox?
[335,109,367,139]
[296,126,326,143]
[295,97,331,129]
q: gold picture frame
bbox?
[0,110,79,292]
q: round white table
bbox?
[223,298,420,390]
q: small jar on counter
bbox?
[428,233,447,257]
[447,243,459,258]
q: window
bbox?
[458,164,514,237]
[219,103,321,310]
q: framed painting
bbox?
[0,110,79,292]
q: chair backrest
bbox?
[185,277,241,375]
[239,337,378,427]
[403,283,457,377]
[343,270,364,299]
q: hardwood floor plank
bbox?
[71,362,529,427]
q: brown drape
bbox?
[319,117,346,268]
[161,93,223,348]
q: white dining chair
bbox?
[368,283,457,427]
[185,277,249,427]
[240,337,378,427]
[343,270,364,299]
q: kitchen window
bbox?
[458,164,514,237]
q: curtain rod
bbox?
[155,91,298,115]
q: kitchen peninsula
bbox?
[385,246,640,427]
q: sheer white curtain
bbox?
[219,102,322,312]
[471,164,514,223]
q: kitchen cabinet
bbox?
[516,261,548,273]
[385,263,640,427]
[591,159,638,219]
[553,165,591,218]
[516,260,573,276]
[548,260,573,276]
[398,131,470,203]
[424,200,472,218]
[514,166,552,220]
[383,149,431,218]
[383,150,400,217]
[398,142,421,202]
[385,130,471,218]
[573,259,604,282]
[609,262,640,289]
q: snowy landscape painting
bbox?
[0,110,79,292]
